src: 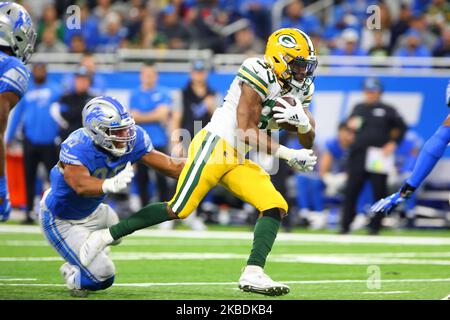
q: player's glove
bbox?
[102,161,134,194]
[275,146,317,172]
[370,183,416,215]
[272,97,312,133]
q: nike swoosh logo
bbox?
[251,66,259,74]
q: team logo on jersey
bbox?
[278,35,297,48]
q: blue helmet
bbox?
[0,2,36,64]
[82,96,137,157]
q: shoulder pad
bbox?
[237,58,274,99]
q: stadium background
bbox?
[1,0,450,302]
[5,0,450,229]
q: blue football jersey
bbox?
[45,125,153,220]
[0,51,30,99]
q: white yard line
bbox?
[1,225,450,245]
[0,278,37,281]
[359,291,411,294]
[2,252,450,265]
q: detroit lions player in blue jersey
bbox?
[0,2,36,221]
[371,81,450,215]
[39,96,184,296]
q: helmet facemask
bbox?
[97,123,137,157]
[286,55,318,91]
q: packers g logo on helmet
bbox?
[278,35,297,48]
[265,28,317,91]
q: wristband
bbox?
[297,122,312,134]
[399,183,416,198]
[102,179,113,194]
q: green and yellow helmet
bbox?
[264,28,318,91]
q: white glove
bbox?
[275,146,317,172]
[272,97,312,133]
[102,162,134,194]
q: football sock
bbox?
[406,125,450,188]
[247,209,281,268]
[109,202,170,240]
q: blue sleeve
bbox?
[131,126,154,162]
[0,58,30,98]
[5,98,25,143]
[406,125,450,188]
[59,134,92,168]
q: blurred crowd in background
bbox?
[20,0,450,57]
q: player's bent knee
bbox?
[262,207,287,221]
[96,259,115,281]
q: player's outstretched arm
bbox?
[371,115,450,215]
[63,162,134,196]
[63,164,107,196]
[140,149,186,179]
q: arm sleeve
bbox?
[0,60,30,99]
[405,125,450,188]
[59,134,91,167]
[132,126,154,162]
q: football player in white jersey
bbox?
[80,28,319,296]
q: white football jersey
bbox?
[204,57,314,149]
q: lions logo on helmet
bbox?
[265,28,318,91]
[82,96,137,157]
[0,2,36,64]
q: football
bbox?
[272,96,300,132]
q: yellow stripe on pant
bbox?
[168,129,288,218]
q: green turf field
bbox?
[1,224,449,300]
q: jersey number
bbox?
[256,60,276,84]
[92,163,127,180]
